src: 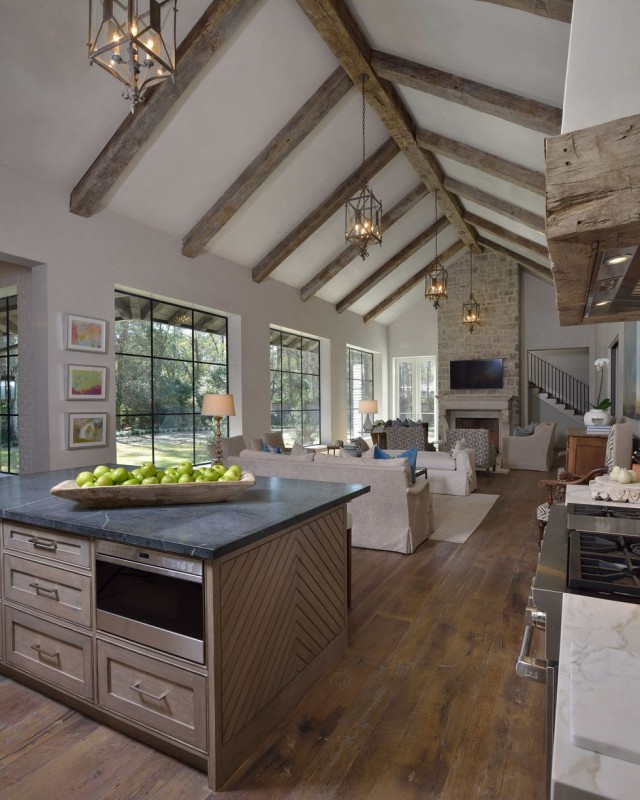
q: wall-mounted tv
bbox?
[450,358,504,390]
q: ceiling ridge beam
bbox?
[475,0,572,24]
[252,138,398,283]
[416,128,545,195]
[181,67,353,258]
[363,239,465,323]
[443,177,545,233]
[463,211,549,259]
[300,183,428,301]
[336,216,449,313]
[477,235,553,281]
[371,51,561,135]
[70,0,260,218]
[294,0,479,252]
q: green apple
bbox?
[155,470,165,480]
[176,463,193,477]
[195,476,207,482]
[161,474,177,484]
[122,478,140,485]
[202,469,218,481]
[178,473,195,483]
[141,476,159,485]
[75,471,94,487]
[93,465,111,478]
[95,474,114,487]
[139,463,157,479]
[212,463,226,475]
[219,475,236,481]
[131,468,144,480]
[80,480,96,488]
[110,467,129,484]
[224,465,242,480]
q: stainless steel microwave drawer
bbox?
[3,522,91,569]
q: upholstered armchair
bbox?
[445,428,496,471]
[502,422,557,472]
[261,431,291,453]
[385,424,428,451]
[210,434,247,465]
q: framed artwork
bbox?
[66,314,107,353]
[68,413,108,449]
[67,365,107,400]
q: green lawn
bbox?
[116,433,211,468]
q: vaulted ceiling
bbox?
[0,0,572,325]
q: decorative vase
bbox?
[583,409,611,427]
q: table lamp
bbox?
[359,399,378,434]
[201,394,235,465]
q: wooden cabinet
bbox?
[566,428,609,474]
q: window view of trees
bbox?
[270,328,320,447]
[394,356,437,441]
[347,347,373,439]
[115,291,228,466]
[0,294,18,474]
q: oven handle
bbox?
[96,553,203,583]
[516,623,547,684]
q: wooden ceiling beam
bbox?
[371,51,561,135]
[336,216,449,313]
[443,177,545,233]
[252,138,398,283]
[475,0,572,23]
[477,236,553,282]
[416,128,545,195]
[464,212,549,260]
[70,0,259,218]
[363,239,465,323]
[300,183,428,301]
[181,67,352,258]
[294,0,479,252]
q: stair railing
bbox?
[527,352,589,416]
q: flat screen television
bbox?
[450,358,503,390]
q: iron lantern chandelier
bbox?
[462,250,481,332]
[425,189,448,309]
[88,0,177,112]
[345,75,382,260]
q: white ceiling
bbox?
[0,0,571,326]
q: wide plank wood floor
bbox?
[0,468,546,799]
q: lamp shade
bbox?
[359,399,378,415]
[201,394,235,418]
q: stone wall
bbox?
[437,250,520,425]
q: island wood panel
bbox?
[207,506,348,788]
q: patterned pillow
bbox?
[290,443,308,456]
[360,446,375,460]
[340,447,361,458]
[514,422,535,436]
[350,436,370,452]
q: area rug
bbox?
[430,493,500,544]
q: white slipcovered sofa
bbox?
[231,449,434,554]
[385,447,477,496]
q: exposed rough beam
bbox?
[477,236,553,283]
[182,67,352,258]
[371,51,561,135]
[443,177,545,233]
[70,0,259,218]
[464,212,549,260]
[416,128,545,195]
[294,0,479,251]
[475,0,572,23]
[336,216,449,313]
[300,183,428,301]
[252,138,398,283]
[363,240,465,323]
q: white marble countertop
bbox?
[552,594,640,800]
[565,483,638,508]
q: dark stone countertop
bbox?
[0,468,369,559]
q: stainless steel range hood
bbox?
[545,112,640,326]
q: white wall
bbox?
[0,161,389,472]
[563,0,640,133]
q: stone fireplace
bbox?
[437,394,518,452]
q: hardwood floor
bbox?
[0,468,546,799]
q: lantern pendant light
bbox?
[88,0,177,113]
[425,188,448,309]
[462,250,481,332]
[345,75,383,260]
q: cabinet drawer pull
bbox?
[31,643,60,660]
[28,582,60,600]
[28,536,58,552]
[131,681,169,702]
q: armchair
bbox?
[502,422,557,472]
[445,428,496,471]
[385,424,428,451]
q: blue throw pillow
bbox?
[373,445,417,483]
[263,444,282,453]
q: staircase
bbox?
[528,352,588,422]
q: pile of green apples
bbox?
[75,462,243,488]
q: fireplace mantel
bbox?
[437,394,518,448]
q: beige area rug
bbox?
[430,493,500,544]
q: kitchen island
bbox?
[0,467,368,790]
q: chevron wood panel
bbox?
[219,509,346,743]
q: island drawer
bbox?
[3,555,92,627]
[3,523,91,569]
[97,640,207,751]
[4,606,93,699]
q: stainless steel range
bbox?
[516,499,640,798]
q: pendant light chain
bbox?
[361,75,366,166]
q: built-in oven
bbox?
[95,540,205,664]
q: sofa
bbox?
[502,421,557,471]
[445,428,497,472]
[230,449,434,554]
[384,446,477,496]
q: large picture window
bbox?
[347,347,374,439]
[394,356,437,441]
[270,328,320,447]
[115,290,228,467]
[0,294,18,474]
